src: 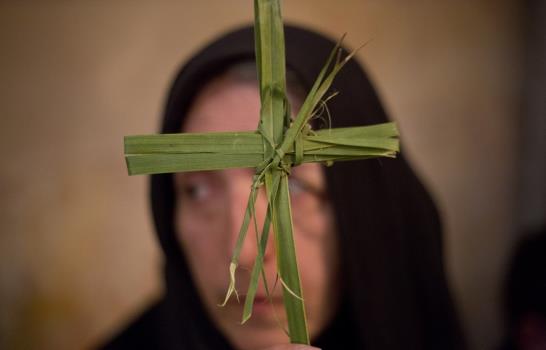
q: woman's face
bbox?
[175,73,339,350]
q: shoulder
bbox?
[98,301,165,350]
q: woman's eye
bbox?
[287,175,327,203]
[288,177,306,196]
[182,182,211,201]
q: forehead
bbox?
[183,75,261,133]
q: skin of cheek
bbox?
[176,199,231,318]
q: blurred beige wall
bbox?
[0,1,523,349]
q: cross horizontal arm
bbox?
[124,122,399,175]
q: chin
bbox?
[211,302,290,350]
[225,325,290,350]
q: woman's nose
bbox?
[226,170,274,270]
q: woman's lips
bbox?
[247,296,282,312]
[219,294,285,326]
[219,290,283,312]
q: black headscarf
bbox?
[103,25,466,350]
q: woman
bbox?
[103,25,465,349]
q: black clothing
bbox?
[102,25,466,349]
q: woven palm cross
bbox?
[124,0,398,345]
